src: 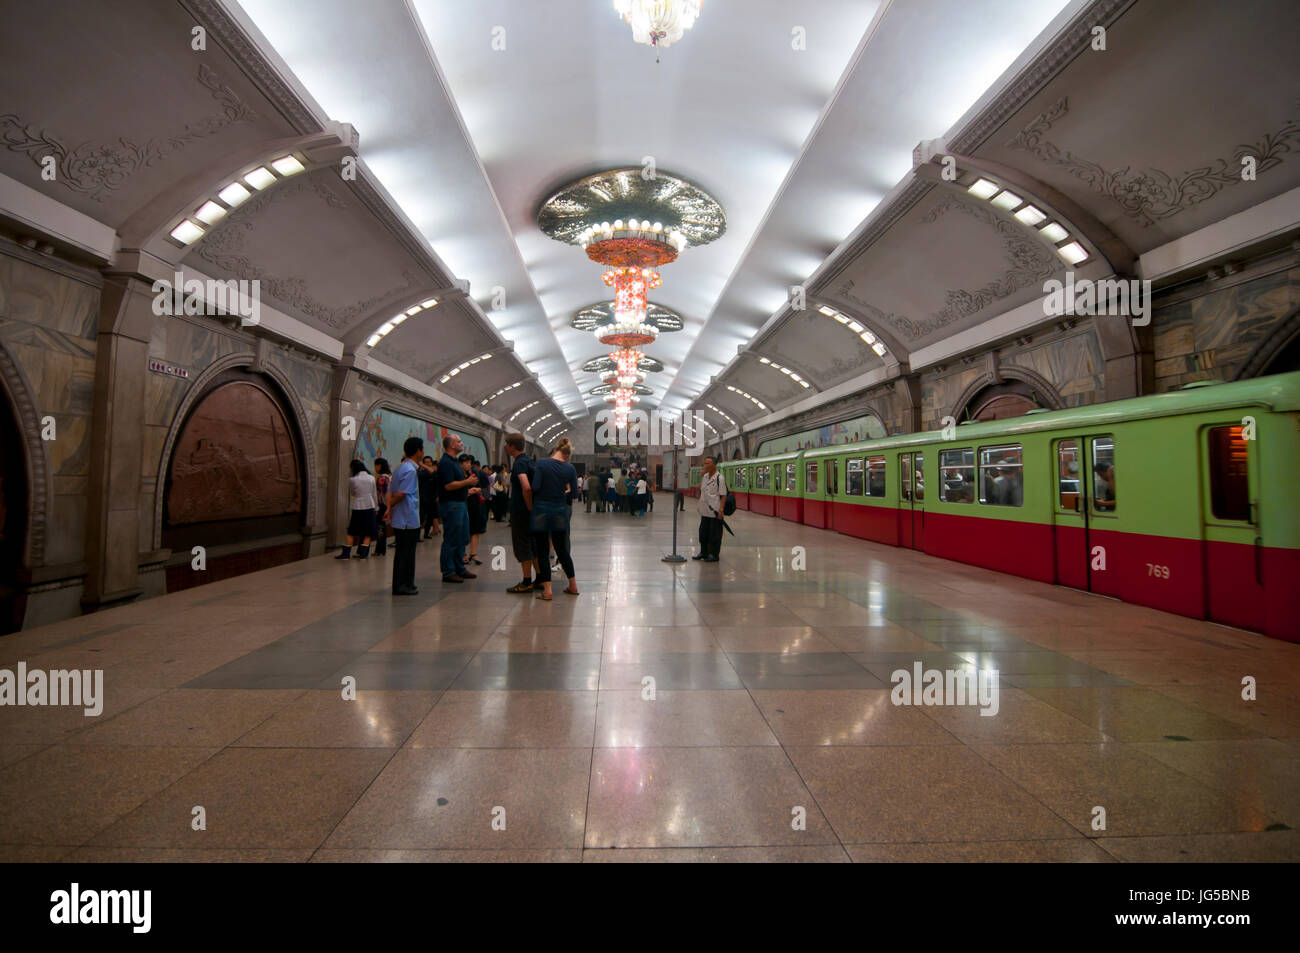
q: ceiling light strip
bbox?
[965,176,1090,265]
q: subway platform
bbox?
[1,505,1297,863]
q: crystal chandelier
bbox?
[613,0,702,50]
[596,267,662,348]
[605,348,646,387]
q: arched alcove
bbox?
[0,342,50,633]
[0,383,29,633]
[160,367,308,590]
[954,369,1063,423]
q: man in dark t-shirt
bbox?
[504,432,535,592]
[437,435,476,582]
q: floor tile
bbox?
[234,690,439,747]
[595,691,778,747]
[89,748,394,848]
[407,691,596,747]
[750,690,960,746]
[586,747,837,848]
[0,744,216,845]
[787,745,1078,843]
[324,748,591,849]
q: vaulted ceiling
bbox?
[230,0,1083,423]
[3,0,1297,441]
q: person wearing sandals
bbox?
[529,437,580,600]
[337,459,378,559]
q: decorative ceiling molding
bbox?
[946,0,1136,155]
[835,192,1059,343]
[181,0,321,134]
[1008,97,1300,228]
[0,64,256,201]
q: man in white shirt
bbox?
[693,456,726,562]
[634,475,648,518]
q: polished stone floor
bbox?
[2,501,1298,862]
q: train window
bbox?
[846,458,864,496]
[939,448,975,503]
[1057,440,1081,511]
[900,453,912,502]
[756,465,770,489]
[827,460,838,496]
[914,453,924,502]
[941,447,972,501]
[734,467,747,490]
[1090,436,1116,514]
[806,462,819,494]
[866,456,886,498]
[1208,426,1249,521]
[978,445,1023,507]
[785,462,797,492]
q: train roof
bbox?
[726,371,1300,464]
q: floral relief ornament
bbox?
[1007,97,1300,228]
[0,64,256,201]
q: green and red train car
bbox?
[718,372,1300,642]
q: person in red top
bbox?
[373,457,392,556]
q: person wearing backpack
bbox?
[693,455,727,562]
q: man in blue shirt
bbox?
[438,433,479,583]
[387,436,424,595]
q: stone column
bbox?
[1093,315,1153,401]
[326,364,359,548]
[81,274,155,608]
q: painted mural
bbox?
[756,413,886,456]
[358,407,488,466]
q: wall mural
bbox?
[167,381,302,525]
[357,407,488,467]
[757,413,886,456]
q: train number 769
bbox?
[1146,563,1171,579]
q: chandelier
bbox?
[538,168,724,426]
[613,0,702,51]
[605,348,646,387]
[597,267,662,348]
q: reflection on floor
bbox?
[2,502,1298,862]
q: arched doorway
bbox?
[0,390,28,633]
[162,368,305,591]
[964,381,1045,422]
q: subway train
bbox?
[690,372,1300,642]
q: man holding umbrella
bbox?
[692,455,727,562]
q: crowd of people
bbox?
[582,466,654,517]
[339,440,729,595]
[339,432,582,597]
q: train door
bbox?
[826,458,839,532]
[898,452,914,548]
[898,452,925,550]
[912,452,925,549]
[1200,423,1265,631]
[1051,438,1089,589]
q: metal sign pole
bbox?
[663,443,685,563]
